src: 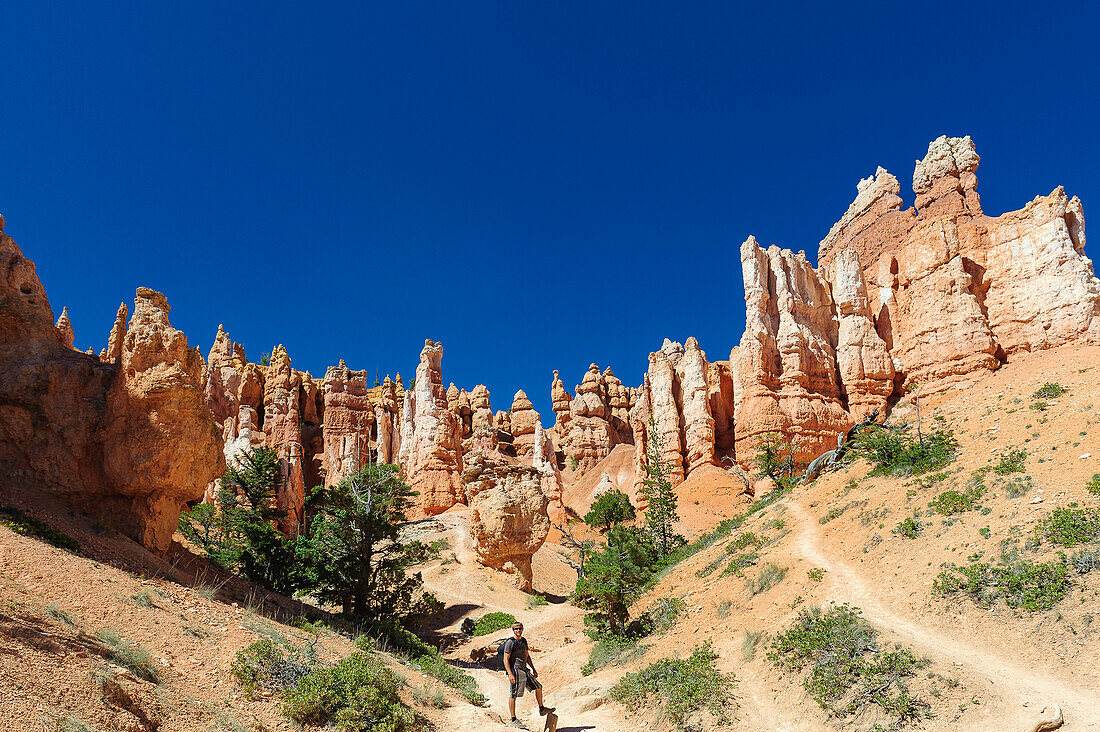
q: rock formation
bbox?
[375,375,401,465]
[561,364,622,474]
[103,302,128,364]
[817,135,1099,390]
[454,388,474,438]
[463,451,550,591]
[532,416,565,521]
[469,384,494,431]
[603,368,633,443]
[55,307,74,348]
[509,390,539,456]
[630,337,734,492]
[825,248,896,417]
[261,345,306,534]
[400,340,465,516]
[98,288,225,550]
[730,135,1099,464]
[550,370,572,436]
[735,237,853,461]
[322,361,374,486]
[2,220,220,551]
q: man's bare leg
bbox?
[508,696,517,718]
[535,687,544,708]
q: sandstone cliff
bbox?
[1,217,223,551]
[730,135,1099,464]
[400,340,465,516]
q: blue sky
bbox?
[2,3,1097,418]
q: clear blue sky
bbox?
[3,3,1097,418]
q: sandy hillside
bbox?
[557,345,1100,731]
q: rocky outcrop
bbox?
[817,135,1099,391]
[454,388,474,438]
[532,417,565,521]
[463,451,550,590]
[603,368,633,443]
[728,135,1098,465]
[736,238,851,461]
[1,219,120,523]
[509,390,539,456]
[55,307,74,349]
[469,384,494,432]
[824,248,895,417]
[401,340,465,516]
[550,370,572,436]
[103,302,128,364]
[99,287,224,550]
[322,361,374,486]
[561,364,617,474]
[630,337,732,490]
[2,220,222,551]
[375,375,401,465]
[261,346,306,534]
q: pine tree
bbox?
[584,488,635,533]
[178,446,299,593]
[640,414,681,557]
[297,463,433,619]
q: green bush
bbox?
[768,604,928,723]
[231,639,313,693]
[1038,507,1100,546]
[581,632,644,676]
[750,564,788,596]
[470,612,516,636]
[1,507,80,553]
[412,652,485,705]
[894,517,922,539]
[807,567,826,582]
[582,597,685,675]
[610,643,734,731]
[719,550,759,577]
[358,627,485,705]
[1087,474,1100,497]
[933,557,1072,612]
[1069,549,1100,575]
[96,628,159,683]
[930,485,984,516]
[850,426,958,477]
[282,652,415,732]
[1032,383,1067,399]
[731,532,762,551]
[640,596,686,634]
[993,449,1027,475]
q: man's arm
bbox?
[525,648,537,678]
[504,643,516,681]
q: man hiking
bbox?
[502,621,553,728]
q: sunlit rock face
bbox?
[728,135,1098,465]
[464,451,550,591]
[1,219,223,553]
[400,339,465,516]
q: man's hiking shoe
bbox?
[509,719,528,729]
[539,706,556,715]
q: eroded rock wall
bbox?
[401,339,465,516]
[1,218,223,552]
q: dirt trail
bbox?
[786,497,1096,731]
[425,509,629,732]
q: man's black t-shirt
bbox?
[503,637,528,673]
